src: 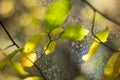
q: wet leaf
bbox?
[45,0,72,32]
[82,41,100,62]
[59,24,89,41]
[10,61,29,75]
[51,27,63,37]
[24,76,41,80]
[44,41,56,55]
[20,52,37,67]
[23,33,47,53]
[0,48,22,69]
[95,27,109,42]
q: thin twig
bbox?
[91,10,119,52]
[3,44,15,50]
[0,19,47,79]
[0,20,20,48]
[81,0,120,26]
[24,55,47,80]
[36,33,52,62]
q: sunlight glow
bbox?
[82,54,90,62]
[0,0,15,17]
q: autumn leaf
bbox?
[44,41,56,55]
[82,41,100,62]
[23,33,47,53]
[20,52,37,67]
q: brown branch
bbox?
[0,19,20,48]
[91,10,120,52]
[0,19,47,80]
[81,0,120,26]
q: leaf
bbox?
[23,33,47,53]
[104,52,120,76]
[24,76,41,80]
[51,27,63,37]
[0,48,22,69]
[95,27,109,42]
[104,52,120,80]
[20,52,37,67]
[45,0,72,32]
[44,41,56,55]
[82,41,100,62]
[10,61,29,75]
[59,24,89,41]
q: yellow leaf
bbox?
[20,52,37,67]
[82,41,100,62]
[95,27,109,42]
[24,76,41,80]
[10,61,29,75]
[23,33,47,53]
[44,41,56,55]
[104,52,120,76]
[51,27,63,37]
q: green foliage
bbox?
[23,76,42,80]
[45,0,72,32]
[59,24,89,41]
[44,41,56,55]
[0,48,22,69]
[23,33,47,53]
[0,0,96,79]
[10,61,29,75]
[95,27,109,42]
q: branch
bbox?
[81,0,120,26]
[0,19,20,48]
[36,32,52,62]
[91,10,119,52]
[0,19,47,79]
[25,55,47,80]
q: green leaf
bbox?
[51,27,63,37]
[10,61,29,75]
[82,41,100,62]
[95,27,109,42]
[59,24,89,41]
[44,41,56,55]
[45,0,72,32]
[0,48,22,69]
[24,76,42,80]
[23,33,47,53]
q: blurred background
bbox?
[0,0,120,80]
